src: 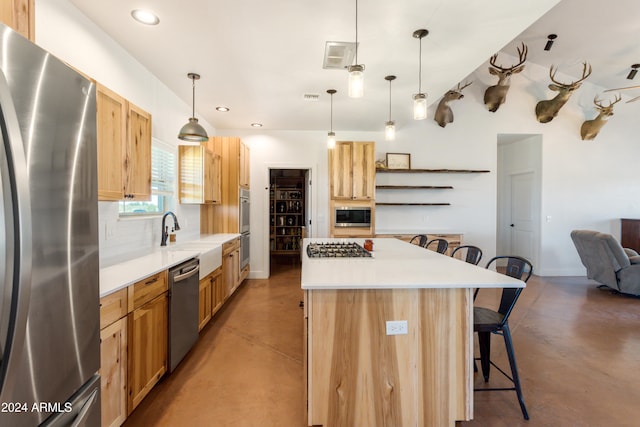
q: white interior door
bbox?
[510,172,535,261]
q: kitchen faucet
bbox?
[160,211,181,246]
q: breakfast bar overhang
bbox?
[301,238,524,427]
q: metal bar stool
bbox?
[425,238,449,254]
[409,234,429,247]
[474,255,533,420]
[451,245,483,265]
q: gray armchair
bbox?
[571,230,640,296]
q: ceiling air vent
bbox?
[323,41,357,70]
[303,93,320,102]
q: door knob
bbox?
[510,224,515,227]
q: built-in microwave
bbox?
[334,206,371,228]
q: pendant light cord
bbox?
[330,93,333,132]
[191,77,196,117]
[355,0,358,64]
[418,36,422,94]
[388,79,392,121]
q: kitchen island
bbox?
[301,238,524,427]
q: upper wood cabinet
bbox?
[178,145,221,204]
[240,141,250,188]
[97,83,152,201]
[329,141,375,200]
[200,136,248,234]
[0,0,34,41]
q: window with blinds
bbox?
[119,139,176,216]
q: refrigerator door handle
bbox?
[0,68,33,399]
[70,387,98,427]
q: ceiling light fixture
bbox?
[251,123,263,128]
[327,89,337,149]
[131,9,160,26]
[412,29,429,120]
[216,106,230,112]
[384,75,396,141]
[627,64,640,80]
[178,73,209,142]
[544,34,557,51]
[348,0,364,98]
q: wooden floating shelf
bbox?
[376,168,490,174]
[376,202,451,206]
[376,185,453,190]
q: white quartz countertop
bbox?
[99,233,240,297]
[301,238,525,290]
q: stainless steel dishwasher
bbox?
[168,257,200,373]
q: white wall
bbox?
[36,1,640,276]
[36,0,215,266]
[223,58,640,278]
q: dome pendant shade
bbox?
[178,117,208,142]
[178,73,208,142]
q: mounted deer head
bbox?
[483,43,527,112]
[434,81,473,128]
[535,62,592,123]
[580,94,621,140]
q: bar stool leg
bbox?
[502,323,529,420]
[477,331,491,382]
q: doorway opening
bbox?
[269,168,311,275]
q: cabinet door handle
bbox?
[144,277,159,285]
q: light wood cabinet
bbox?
[100,289,128,427]
[198,275,213,330]
[178,145,221,204]
[198,267,223,331]
[127,292,168,414]
[200,136,248,233]
[240,141,250,188]
[329,141,375,200]
[0,0,34,41]
[222,238,241,298]
[97,83,152,201]
[100,317,127,427]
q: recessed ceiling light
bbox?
[131,9,160,25]
[216,106,230,112]
[251,123,263,128]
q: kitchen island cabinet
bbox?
[302,238,524,426]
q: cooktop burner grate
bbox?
[306,242,372,258]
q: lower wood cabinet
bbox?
[222,238,241,298]
[100,317,127,427]
[127,292,168,414]
[198,266,223,331]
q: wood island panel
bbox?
[306,287,472,427]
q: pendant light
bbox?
[348,0,364,98]
[327,89,337,149]
[178,73,209,142]
[413,29,429,120]
[384,75,396,141]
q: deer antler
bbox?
[550,62,592,86]
[489,42,527,72]
[594,94,621,109]
[456,81,473,91]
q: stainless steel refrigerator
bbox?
[0,22,100,426]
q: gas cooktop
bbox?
[306,242,372,258]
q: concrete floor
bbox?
[124,261,640,427]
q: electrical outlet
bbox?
[105,222,115,240]
[386,320,408,335]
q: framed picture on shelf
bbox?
[386,153,411,170]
